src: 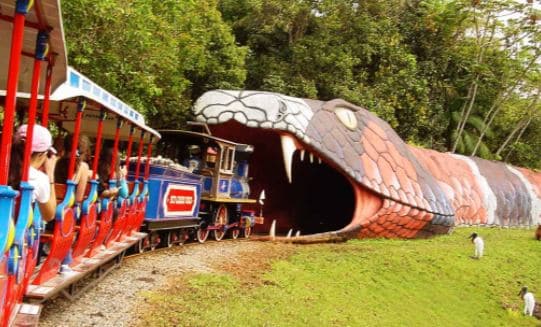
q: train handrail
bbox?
[0,187,17,256]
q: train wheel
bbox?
[137,238,146,253]
[150,232,160,251]
[165,232,173,248]
[212,204,228,241]
[178,230,188,246]
[243,225,252,239]
[197,228,209,243]
[231,229,240,240]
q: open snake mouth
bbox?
[209,121,355,236]
[193,90,455,241]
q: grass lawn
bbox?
[138,227,541,326]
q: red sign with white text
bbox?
[163,184,197,217]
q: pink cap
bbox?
[16,124,57,154]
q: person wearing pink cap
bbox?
[9,124,58,221]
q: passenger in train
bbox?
[184,145,203,173]
[54,134,93,274]
[9,124,58,222]
[98,143,129,199]
[55,134,92,202]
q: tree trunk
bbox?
[495,117,528,157]
[470,53,541,156]
[451,12,496,153]
[500,93,540,159]
[503,118,532,162]
[452,78,479,152]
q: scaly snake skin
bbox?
[193,90,541,239]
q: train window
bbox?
[220,147,229,171]
[228,148,235,170]
[219,146,235,173]
[205,147,218,169]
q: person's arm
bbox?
[118,179,129,198]
[75,162,90,202]
[100,187,119,199]
[39,155,58,222]
[117,165,129,198]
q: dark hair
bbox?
[8,138,25,190]
[98,144,120,192]
[9,136,45,190]
[55,135,81,184]
[55,134,92,184]
[78,134,91,162]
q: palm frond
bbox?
[466,115,487,133]
[463,132,476,154]
[478,142,492,159]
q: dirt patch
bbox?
[217,242,297,287]
[135,277,156,283]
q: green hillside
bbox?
[139,228,541,326]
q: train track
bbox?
[124,237,252,259]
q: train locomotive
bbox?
[133,125,264,251]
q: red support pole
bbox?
[0,8,29,185]
[0,13,46,30]
[20,60,42,182]
[41,60,54,127]
[144,137,154,179]
[91,109,106,180]
[134,131,145,181]
[67,98,86,180]
[21,31,49,182]
[109,118,123,180]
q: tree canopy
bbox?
[62,0,541,169]
[62,0,247,128]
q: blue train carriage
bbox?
[133,124,264,248]
[128,151,203,251]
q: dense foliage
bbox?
[63,0,541,169]
[62,0,247,128]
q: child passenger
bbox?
[9,124,58,221]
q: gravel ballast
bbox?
[39,240,278,327]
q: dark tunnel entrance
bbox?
[210,121,355,235]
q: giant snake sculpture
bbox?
[193,90,541,241]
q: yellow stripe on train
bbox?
[4,220,15,253]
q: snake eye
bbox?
[278,100,287,113]
[276,100,287,120]
[334,107,358,130]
